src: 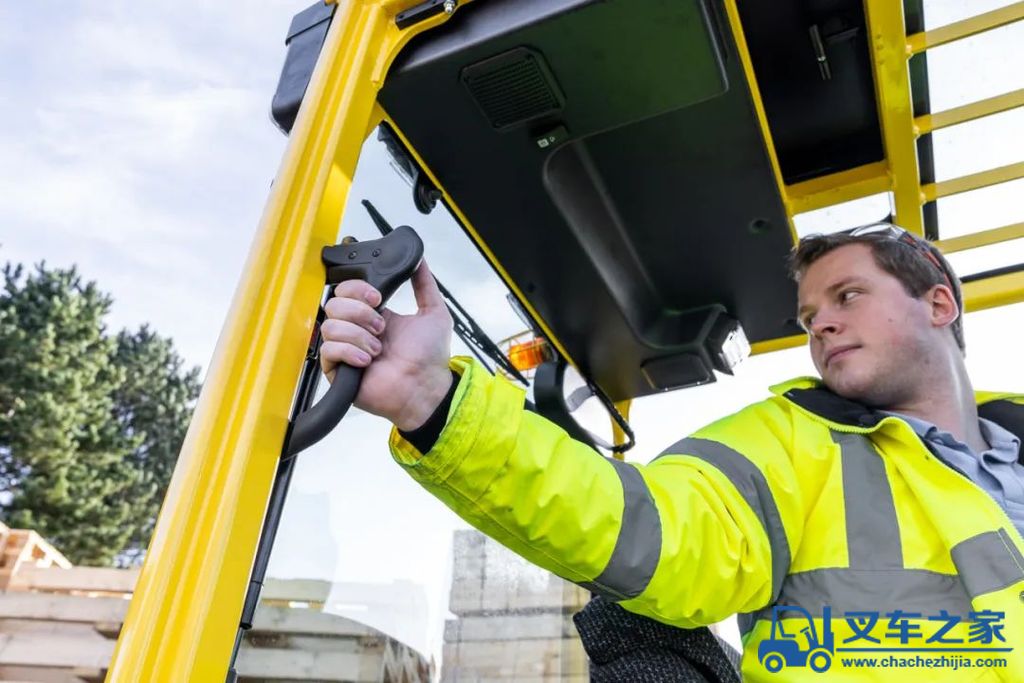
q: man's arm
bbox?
[390,356,805,629]
[319,266,804,627]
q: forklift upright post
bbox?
[106,2,469,679]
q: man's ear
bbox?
[928,284,960,329]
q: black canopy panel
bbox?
[737,0,884,183]
[380,0,813,400]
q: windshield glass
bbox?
[236,132,592,680]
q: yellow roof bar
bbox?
[907,1,1024,54]
[915,88,1024,134]
[786,161,891,215]
[962,269,1024,311]
[937,222,1024,255]
[923,161,1024,202]
[863,0,925,235]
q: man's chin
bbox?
[822,372,873,403]
[823,371,901,409]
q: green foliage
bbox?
[0,262,200,565]
[111,325,202,565]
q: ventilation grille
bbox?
[461,48,564,131]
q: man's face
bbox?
[796,243,937,406]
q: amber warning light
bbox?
[508,337,552,372]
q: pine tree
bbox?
[111,325,201,565]
[0,262,200,565]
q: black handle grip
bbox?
[286,226,424,457]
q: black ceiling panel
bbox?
[736,0,884,183]
[379,0,802,399]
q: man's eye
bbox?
[840,290,860,303]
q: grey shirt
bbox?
[887,412,1024,538]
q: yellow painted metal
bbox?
[721,0,798,244]
[611,400,632,460]
[786,161,891,215]
[915,89,1024,134]
[107,2,473,680]
[922,161,1024,201]
[863,0,924,235]
[936,222,1024,255]
[962,269,1024,312]
[907,1,1024,54]
[751,334,807,355]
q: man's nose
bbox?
[809,313,841,338]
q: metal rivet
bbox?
[348,251,357,259]
[443,0,457,14]
[372,249,381,257]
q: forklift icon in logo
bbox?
[758,605,834,673]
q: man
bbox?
[320,223,1024,681]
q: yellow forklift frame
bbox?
[108,1,1024,679]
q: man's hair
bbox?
[789,229,965,352]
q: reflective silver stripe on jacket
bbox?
[740,431,945,634]
[579,457,662,600]
[657,437,793,607]
[835,431,903,568]
[747,567,972,624]
[951,528,1024,598]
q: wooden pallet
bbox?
[0,523,72,592]
[0,525,431,682]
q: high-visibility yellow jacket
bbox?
[390,357,1024,682]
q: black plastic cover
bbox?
[271,1,336,135]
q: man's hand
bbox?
[319,260,454,431]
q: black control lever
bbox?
[286,225,423,457]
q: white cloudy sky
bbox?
[2,0,1023,668]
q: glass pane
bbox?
[445,531,590,681]
[962,303,1024,384]
[792,192,893,238]
[924,20,1024,112]
[923,0,1020,30]
[236,131,591,681]
[945,237,1024,278]
[932,107,1024,183]
[936,176,1024,237]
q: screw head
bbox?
[443,0,456,15]
[348,251,357,259]
[372,249,381,257]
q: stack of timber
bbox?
[442,530,589,683]
[0,523,431,683]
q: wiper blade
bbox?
[362,200,529,385]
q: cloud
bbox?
[0,2,299,371]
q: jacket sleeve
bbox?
[389,357,805,629]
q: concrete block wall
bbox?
[442,530,589,682]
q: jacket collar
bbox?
[770,377,886,430]
[769,377,1024,444]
